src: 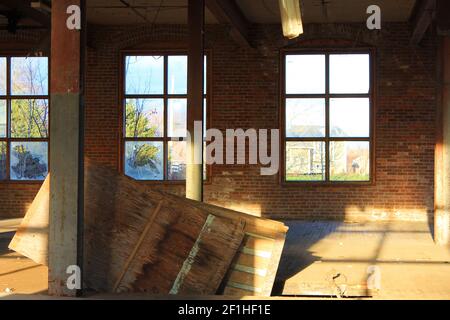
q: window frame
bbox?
[0,53,50,184]
[119,50,212,184]
[280,48,376,186]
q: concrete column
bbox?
[48,0,84,295]
[435,36,450,245]
[186,0,204,201]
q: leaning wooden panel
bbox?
[167,215,245,295]
[84,161,246,295]
[160,192,289,297]
[84,161,209,293]
[8,175,50,266]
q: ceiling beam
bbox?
[205,0,251,47]
[0,0,50,28]
[436,0,450,32]
[410,0,436,45]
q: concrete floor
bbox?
[276,220,450,299]
[0,219,48,298]
[0,218,449,299]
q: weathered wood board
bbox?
[159,193,289,296]
[84,161,245,294]
[8,160,287,296]
[8,175,50,266]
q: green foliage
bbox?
[131,144,160,169]
[11,144,47,180]
[11,100,48,138]
[126,100,158,138]
[286,174,324,182]
[330,173,370,181]
[126,100,161,172]
[0,142,6,180]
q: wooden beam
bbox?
[205,0,251,47]
[0,0,50,27]
[410,0,436,45]
[436,0,450,32]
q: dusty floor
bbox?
[0,219,48,298]
[276,220,450,299]
[0,218,449,299]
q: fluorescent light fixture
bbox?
[278,0,303,39]
[31,1,51,13]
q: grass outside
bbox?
[286,173,369,182]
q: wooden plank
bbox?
[169,215,246,295]
[232,253,270,269]
[9,160,287,296]
[112,200,164,292]
[160,191,288,297]
[410,0,436,45]
[242,235,275,252]
[223,285,256,296]
[227,269,267,289]
[8,175,49,266]
[83,160,211,293]
[161,192,288,235]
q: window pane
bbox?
[330,54,370,94]
[0,100,6,138]
[168,56,187,94]
[125,99,163,138]
[125,141,163,180]
[11,57,48,96]
[286,141,325,181]
[330,141,370,181]
[168,141,186,181]
[286,55,325,94]
[330,98,370,137]
[168,99,187,137]
[286,98,325,138]
[125,56,164,95]
[0,57,6,95]
[10,142,48,181]
[0,142,6,180]
[11,99,49,138]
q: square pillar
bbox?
[186,0,205,201]
[435,36,450,245]
[48,0,85,295]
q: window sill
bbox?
[280,180,375,187]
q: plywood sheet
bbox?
[8,176,50,266]
[9,160,287,296]
[160,192,288,297]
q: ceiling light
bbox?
[278,0,303,39]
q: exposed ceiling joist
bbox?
[436,0,450,32]
[410,0,436,45]
[0,0,50,28]
[205,0,251,47]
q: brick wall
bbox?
[0,23,437,222]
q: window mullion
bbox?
[6,57,11,180]
[164,55,168,181]
[325,54,330,182]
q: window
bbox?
[0,56,49,181]
[122,53,208,181]
[282,51,373,183]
